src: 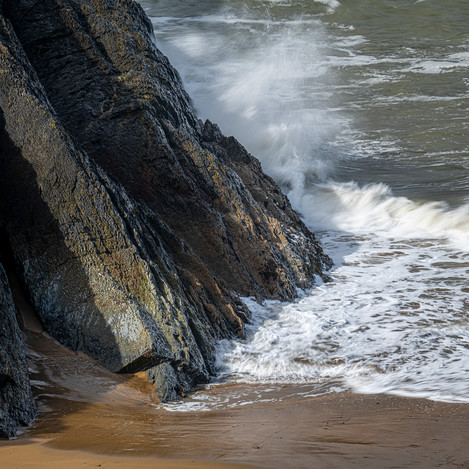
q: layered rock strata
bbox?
[0,0,332,419]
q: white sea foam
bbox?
[262,0,341,13]
[402,60,467,74]
[312,0,341,13]
[215,232,469,403]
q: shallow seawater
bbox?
[137,0,469,406]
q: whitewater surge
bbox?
[143,0,469,406]
[294,182,469,246]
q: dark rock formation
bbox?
[0,11,213,396]
[0,263,37,438]
[3,0,330,301]
[0,0,332,422]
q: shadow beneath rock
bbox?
[0,107,131,385]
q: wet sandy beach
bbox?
[1,330,468,468]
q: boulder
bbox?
[0,12,211,396]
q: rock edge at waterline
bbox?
[0,0,331,435]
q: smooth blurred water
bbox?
[138,0,469,404]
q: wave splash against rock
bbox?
[0,0,331,436]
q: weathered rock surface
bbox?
[0,10,213,397]
[0,263,37,438]
[3,0,330,299]
[0,0,332,422]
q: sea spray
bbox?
[148,3,469,248]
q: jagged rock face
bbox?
[0,11,215,396]
[0,0,332,409]
[3,0,330,299]
[0,264,37,438]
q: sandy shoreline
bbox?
[2,390,468,468]
[0,440,259,469]
[1,330,468,468]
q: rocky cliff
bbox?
[0,0,331,434]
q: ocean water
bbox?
[138,0,469,406]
